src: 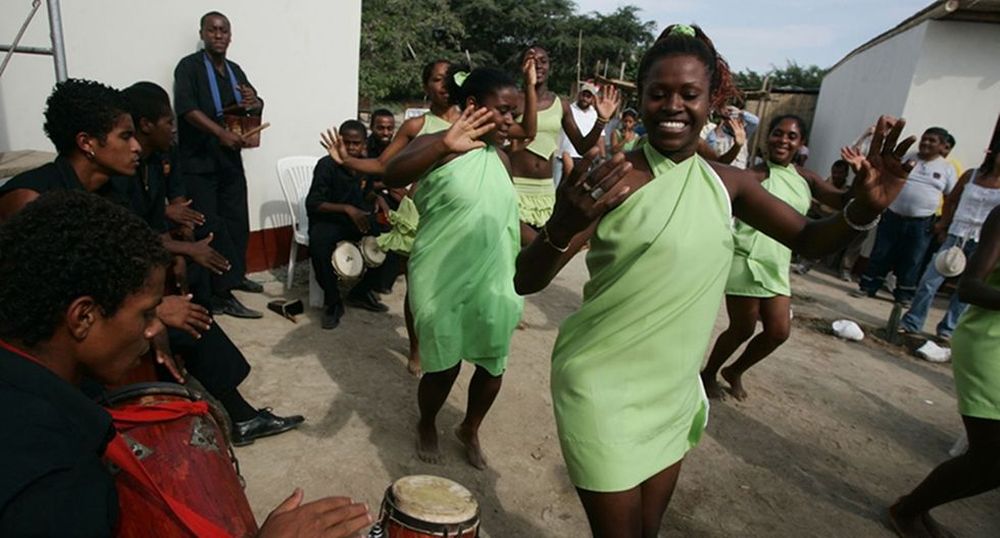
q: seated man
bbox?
[307,120,391,329]
[0,191,371,536]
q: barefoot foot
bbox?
[701,372,727,400]
[416,421,441,464]
[888,500,933,538]
[407,354,422,378]
[455,424,488,470]
[721,367,748,401]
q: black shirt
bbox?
[0,156,123,205]
[108,151,173,233]
[173,51,261,175]
[367,135,389,159]
[0,344,118,535]
[305,156,373,226]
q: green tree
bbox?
[359,0,465,101]
[734,61,827,91]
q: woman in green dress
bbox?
[508,45,619,244]
[889,204,1000,537]
[701,114,850,401]
[514,24,915,537]
[383,67,529,470]
[610,108,640,153]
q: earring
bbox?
[86,150,95,160]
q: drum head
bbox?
[389,475,478,525]
[331,241,364,278]
[359,236,386,267]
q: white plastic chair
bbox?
[276,156,321,290]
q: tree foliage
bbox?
[358,0,657,101]
[733,61,828,91]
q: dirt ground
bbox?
[217,258,1000,537]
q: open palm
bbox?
[853,115,916,212]
[442,105,495,154]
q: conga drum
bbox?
[370,475,480,538]
[332,241,365,281]
[101,382,257,537]
[360,236,387,268]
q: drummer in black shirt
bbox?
[174,11,265,319]
[0,192,371,536]
[307,120,392,329]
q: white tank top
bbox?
[950,169,1000,242]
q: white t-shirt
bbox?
[888,154,957,217]
[559,102,598,159]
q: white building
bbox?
[0,0,361,270]
[810,0,1000,177]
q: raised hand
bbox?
[441,105,494,154]
[727,116,747,147]
[548,149,633,242]
[320,128,347,165]
[595,84,621,122]
[840,145,866,173]
[853,115,916,214]
[522,50,537,87]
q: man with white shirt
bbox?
[554,81,604,186]
[704,104,759,169]
[855,127,957,303]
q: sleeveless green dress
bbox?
[377,112,452,254]
[726,162,811,297]
[951,263,1000,420]
[408,146,523,376]
[551,145,734,492]
[514,96,563,227]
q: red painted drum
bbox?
[102,382,257,538]
[371,475,480,538]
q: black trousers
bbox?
[308,220,387,308]
[184,166,248,294]
[168,323,251,397]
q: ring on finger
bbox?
[589,186,605,200]
[580,182,593,192]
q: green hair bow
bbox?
[453,71,469,87]
[669,24,696,38]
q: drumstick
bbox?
[241,122,271,139]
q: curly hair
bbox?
[0,191,170,346]
[637,24,741,111]
[43,78,128,155]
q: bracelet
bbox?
[540,225,570,253]
[842,199,881,231]
[596,115,610,124]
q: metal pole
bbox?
[0,0,43,79]
[46,0,68,81]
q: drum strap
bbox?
[105,402,233,538]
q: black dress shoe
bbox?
[211,295,263,319]
[345,291,389,313]
[235,277,264,293]
[321,304,343,330]
[231,408,305,447]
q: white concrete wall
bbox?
[901,20,1000,173]
[0,0,360,232]
[809,24,926,176]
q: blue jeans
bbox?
[901,234,978,337]
[858,210,934,302]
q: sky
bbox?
[574,0,934,73]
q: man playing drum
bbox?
[307,120,394,330]
[0,191,371,536]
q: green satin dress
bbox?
[551,145,735,491]
[726,162,811,297]
[408,146,523,376]
[951,263,1000,420]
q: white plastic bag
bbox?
[832,320,864,341]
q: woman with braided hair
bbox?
[514,24,916,536]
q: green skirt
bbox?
[376,196,419,255]
[512,176,555,228]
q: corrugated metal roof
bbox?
[829,0,1000,72]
